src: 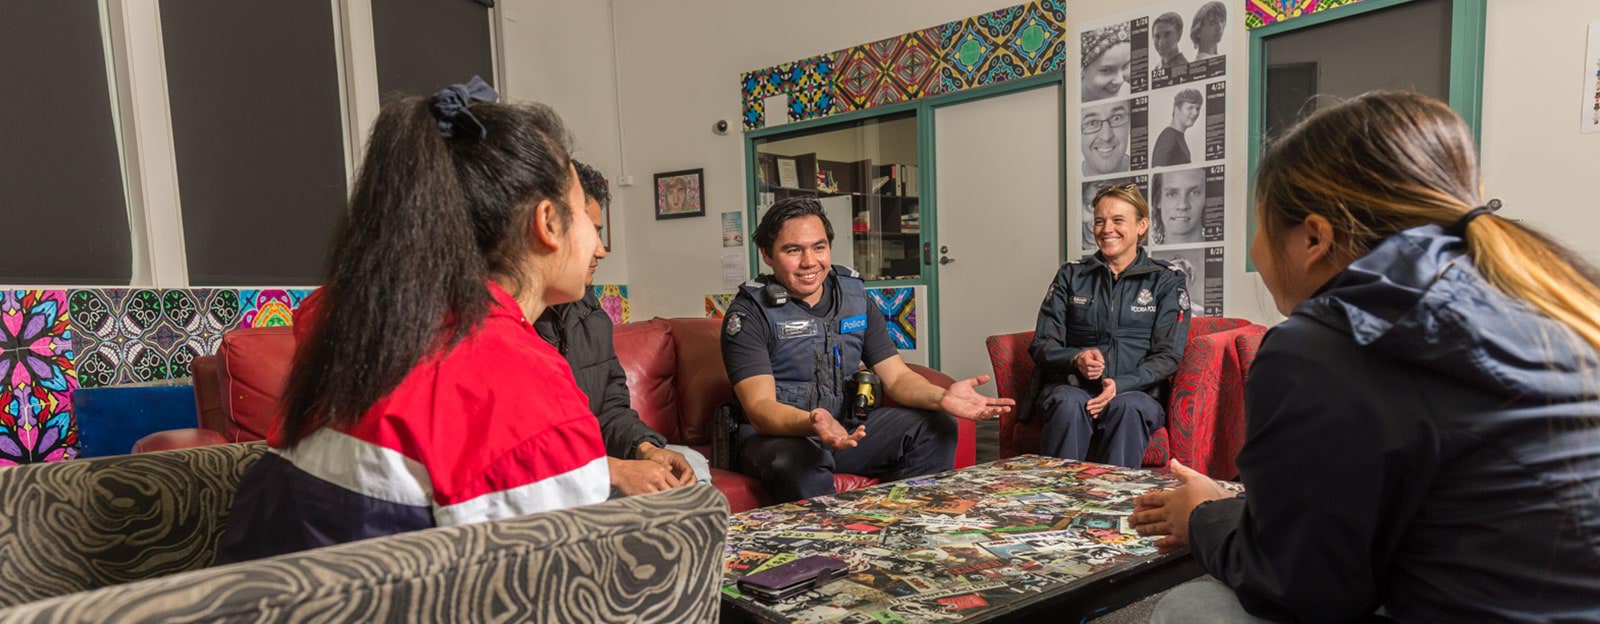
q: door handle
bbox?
[939,256,956,265]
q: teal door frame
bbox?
[1244,0,1487,270]
[744,72,1067,369]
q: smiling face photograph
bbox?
[1081,99,1133,176]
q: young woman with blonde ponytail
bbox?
[1131,92,1600,622]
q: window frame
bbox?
[1244,0,1486,271]
[7,0,497,289]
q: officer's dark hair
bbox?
[573,160,610,209]
[754,196,835,256]
[278,94,577,447]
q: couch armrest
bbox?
[0,485,730,623]
[0,443,268,609]
[1166,328,1252,479]
[132,428,231,453]
[899,364,977,469]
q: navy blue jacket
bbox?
[1023,249,1190,421]
[1189,226,1600,622]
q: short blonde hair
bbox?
[1091,182,1150,245]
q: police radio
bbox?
[761,282,789,307]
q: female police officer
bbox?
[1026,183,1190,468]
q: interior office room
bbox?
[2,0,1598,622]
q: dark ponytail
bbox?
[278,95,575,446]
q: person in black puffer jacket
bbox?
[534,161,710,497]
[1133,92,1600,622]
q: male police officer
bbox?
[722,197,1013,502]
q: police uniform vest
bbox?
[737,265,870,422]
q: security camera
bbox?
[713,120,730,135]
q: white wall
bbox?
[1480,0,1600,262]
[607,0,1025,320]
[1067,0,1282,326]
[499,0,1600,330]
[498,0,630,286]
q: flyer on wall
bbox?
[1074,0,1231,315]
[1584,21,1600,134]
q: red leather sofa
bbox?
[135,319,976,513]
[985,317,1266,480]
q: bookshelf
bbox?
[755,151,923,282]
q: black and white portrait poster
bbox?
[1075,0,1231,312]
[1150,246,1225,318]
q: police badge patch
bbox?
[1136,289,1154,306]
[726,313,743,337]
[1178,289,1190,311]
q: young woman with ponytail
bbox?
[218,78,610,562]
[1131,92,1600,621]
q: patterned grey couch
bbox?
[0,442,728,623]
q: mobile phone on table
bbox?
[736,556,847,602]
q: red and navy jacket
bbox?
[217,282,609,563]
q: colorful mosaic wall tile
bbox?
[69,289,237,389]
[2,290,78,465]
[741,54,839,130]
[239,289,315,329]
[592,285,630,325]
[866,287,917,350]
[704,294,735,319]
[1245,0,1367,29]
[740,0,1066,130]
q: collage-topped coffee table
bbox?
[720,456,1210,623]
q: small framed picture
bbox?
[654,168,706,220]
[598,197,612,251]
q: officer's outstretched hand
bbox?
[940,375,1016,421]
[811,408,866,449]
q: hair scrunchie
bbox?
[1450,198,1502,236]
[431,76,498,140]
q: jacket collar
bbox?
[1295,225,1600,400]
[1084,247,1160,277]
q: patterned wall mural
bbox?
[704,294,735,319]
[866,288,918,350]
[592,285,630,325]
[1,283,631,466]
[1245,0,1368,29]
[741,0,1067,130]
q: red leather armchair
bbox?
[985,317,1266,479]
[612,318,974,512]
[132,327,292,453]
[135,319,975,513]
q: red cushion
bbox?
[986,332,1037,460]
[833,473,881,494]
[132,428,230,453]
[613,319,683,443]
[191,355,227,434]
[218,327,296,443]
[665,318,733,446]
[986,319,1260,473]
[710,468,766,513]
